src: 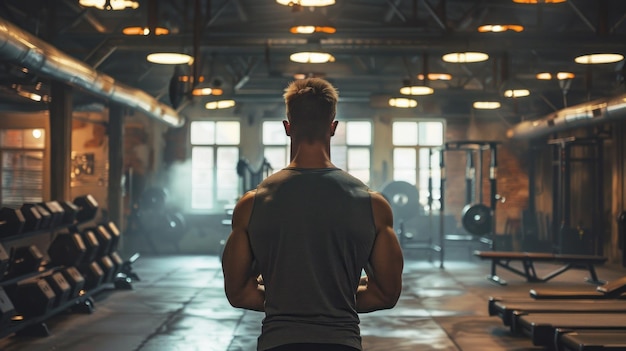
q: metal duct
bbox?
[506,92,626,139]
[0,18,184,128]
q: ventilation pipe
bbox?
[0,18,184,128]
[506,92,626,139]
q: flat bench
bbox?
[473,250,607,285]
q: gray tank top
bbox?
[248,167,376,351]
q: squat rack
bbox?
[437,141,502,261]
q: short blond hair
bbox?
[283,78,338,142]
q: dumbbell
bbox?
[79,229,100,264]
[43,272,71,308]
[99,256,115,284]
[102,221,121,253]
[8,277,56,318]
[21,204,52,230]
[20,205,42,232]
[38,201,65,229]
[0,243,10,280]
[73,194,99,222]
[0,287,16,330]
[0,207,26,238]
[80,261,105,290]
[48,231,87,268]
[59,201,79,225]
[61,266,85,299]
[6,245,44,279]
[92,225,113,257]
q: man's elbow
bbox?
[381,291,401,309]
[225,289,246,309]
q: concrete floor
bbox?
[0,246,625,351]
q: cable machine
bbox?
[547,136,604,255]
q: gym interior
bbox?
[0,1,625,350]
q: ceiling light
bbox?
[277,0,335,7]
[206,100,236,110]
[536,72,575,80]
[290,25,336,34]
[289,10,336,34]
[79,0,139,10]
[389,98,417,108]
[192,87,224,96]
[442,52,489,63]
[512,0,566,3]
[477,7,524,33]
[473,101,501,109]
[417,73,452,81]
[122,26,169,36]
[504,89,530,97]
[290,52,335,63]
[400,86,434,95]
[574,53,624,64]
[147,53,193,65]
[478,24,524,33]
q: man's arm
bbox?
[356,191,404,313]
[221,191,265,312]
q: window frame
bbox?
[188,120,241,212]
[391,119,445,210]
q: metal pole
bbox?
[439,147,446,269]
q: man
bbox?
[222,78,404,351]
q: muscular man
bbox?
[222,78,404,351]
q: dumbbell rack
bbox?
[0,198,136,339]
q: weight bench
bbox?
[530,276,626,299]
[556,329,626,351]
[488,296,626,327]
[473,250,607,285]
[514,312,626,347]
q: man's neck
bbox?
[288,140,335,169]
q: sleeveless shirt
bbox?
[248,167,377,351]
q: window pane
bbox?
[263,121,288,145]
[216,169,239,202]
[23,129,45,148]
[393,148,416,169]
[346,121,371,145]
[191,147,213,169]
[347,148,370,170]
[217,147,239,169]
[331,121,346,145]
[216,121,240,145]
[330,145,347,170]
[393,170,416,184]
[191,146,214,210]
[264,147,288,172]
[350,170,370,184]
[0,130,23,148]
[191,187,213,209]
[419,121,443,146]
[190,121,215,145]
[191,168,212,187]
[392,122,418,146]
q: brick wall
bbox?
[445,118,529,235]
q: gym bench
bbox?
[473,250,607,285]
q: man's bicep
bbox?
[367,193,403,298]
[221,193,256,295]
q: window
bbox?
[261,120,372,184]
[262,121,290,173]
[392,120,444,209]
[332,121,372,184]
[190,121,240,210]
[0,129,45,207]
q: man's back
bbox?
[248,167,376,350]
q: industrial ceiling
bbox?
[0,0,625,125]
